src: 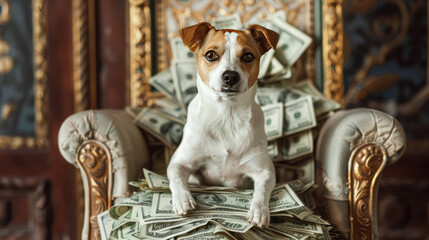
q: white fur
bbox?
[167,32,275,228]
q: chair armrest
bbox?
[315,108,406,239]
[58,110,149,240]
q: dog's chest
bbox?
[200,102,253,152]
[196,154,250,188]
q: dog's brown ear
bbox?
[246,24,280,55]
[180,22,214,52]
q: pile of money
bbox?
[98,169,332,240]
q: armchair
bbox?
[58,107,405,239]
[57,1,406,239]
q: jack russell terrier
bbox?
[167,22,280,228]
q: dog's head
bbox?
[180,22,279,96]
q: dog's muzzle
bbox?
[221,70,240,92]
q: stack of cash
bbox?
[98,169,332,240]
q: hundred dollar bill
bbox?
[211,13,243,30]
[170,37,196,61]
[171,60,198,111]
[284,96,317,135]
[135,108,184,148]
[137,220,209,240]
[261,103,283,140]
[265,57,285,77]
[293,80,341,116]
[151,214,247,232]
[143,168,169,188]
[149,67,178,101]
[272,218,323,235]
[271,21,312,67]
[257,87,302,106]
[109,191,153,219]
[98,210,114,240]
[278,130,313,161]
[275,158,315,184]
[258,49,275,78]
[267,141,279,160]
[177,224,229,240]
[153,97,187,125]
[269,184,304,212]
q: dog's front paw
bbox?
[247,204,270,228]
[172,191,197,216]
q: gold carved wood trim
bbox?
[0,0,48,150]
[76,141,112,240]
[322,0,345,103]
[72,0,98,112]
[348,143,387,240]
[128,0,152,107]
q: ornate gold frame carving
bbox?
[322,0,344,103]
[348,143,387,240]
[76,140,112,240]
[128,0,152,107]
[0,0,48,150]
[72,0,98,112]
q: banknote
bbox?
[283,95,317,135]
[170,37,196,61]
[211,13,243,30]
[257,87,302,106]
[293,80,341,116]
[258,48,275,78]
[153,97,187,124]
[149,67,178,100]
[150,214,247,232]
[143,168,169,188]
[271,217,323,235]
[171,60,198,111]
[278,130,313,161]
[261,103,283,140]
[271,20,312,66]
[265,57,286,77]
[267,141,279,160]
[137,220,209,240]
[135,108,184,148]
[98,210,114,240]
[275,158,315,184]
[177,224,229,240]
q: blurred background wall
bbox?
[0,0,427,239]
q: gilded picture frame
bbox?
[0,0,48,150]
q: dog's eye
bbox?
[242,52,254,63]
[205,51,218,61]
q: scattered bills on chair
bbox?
[101,169,331,240]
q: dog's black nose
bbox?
[222,70,240,87]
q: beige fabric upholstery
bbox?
[315,108,406,236]
[58,110,150,199]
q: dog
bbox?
[167,22,280,228]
